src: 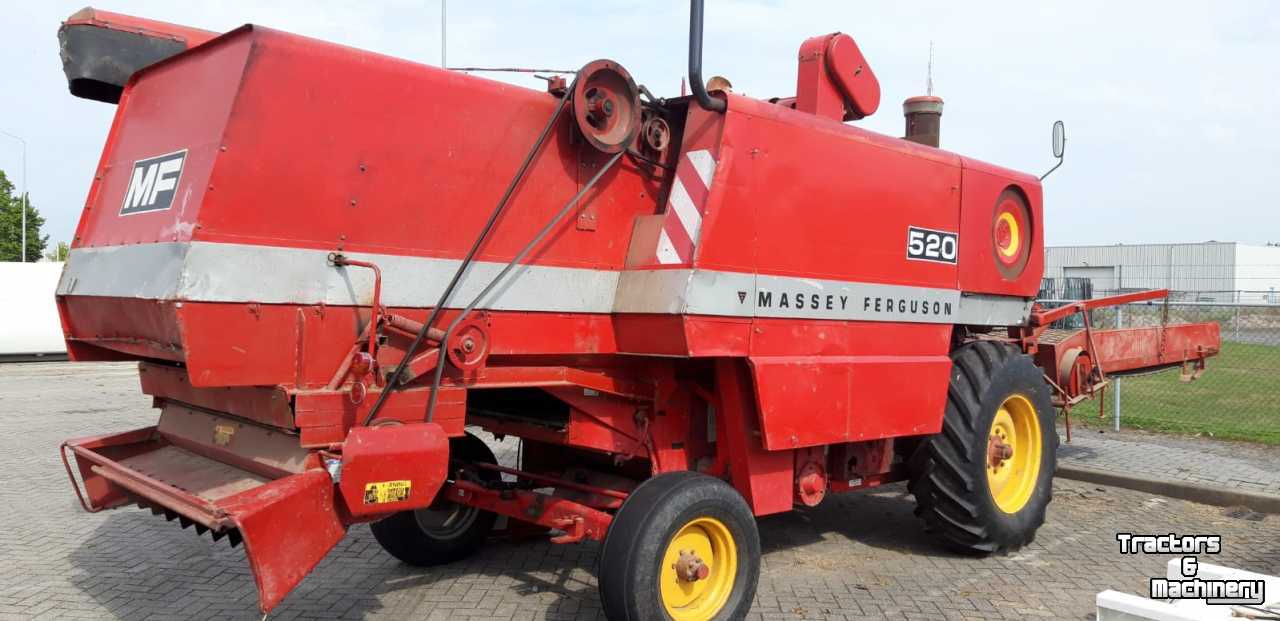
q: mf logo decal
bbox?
[906,226,958,264]
[120,149,187,215]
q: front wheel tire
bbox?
[598,472,760,621]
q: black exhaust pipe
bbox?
[689,0,725,113]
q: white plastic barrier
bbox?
[1097,560,1279,620]
[0,262,67,358]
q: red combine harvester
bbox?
[55,3,1220,618]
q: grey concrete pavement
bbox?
[1057,425,1280,497]
[1,362,1276,620]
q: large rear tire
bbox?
[909,341,1058,554]
[598,472,760,621]
[370,432,499,566]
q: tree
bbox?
[45,241,69,262]
[0,168,47,262]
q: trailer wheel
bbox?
[598,472,760,621]
[370,432,498,566]
[908,341,1058,554]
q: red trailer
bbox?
[55,3,1219,619]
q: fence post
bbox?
[1114,305,1122,432]
[1234,305,1240,341]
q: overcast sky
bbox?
[2,1,1277,249]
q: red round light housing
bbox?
[991,188,1031,279]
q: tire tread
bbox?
[909,341,1058,555]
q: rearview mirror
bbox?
[1051,120,1066,158]
[1041,120,1066,180]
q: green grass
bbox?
[1068,340,1280,444]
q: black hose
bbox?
[424,150,625,422]
[362,77,578,426]
[689,0,725,113]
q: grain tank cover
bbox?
[56,24,656,382]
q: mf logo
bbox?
[119,149,187,215]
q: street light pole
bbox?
[0,130,27,262]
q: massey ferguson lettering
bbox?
[863,296,953,317]
[751,284,958,323]
[753,288,954,320]
[120,150,187,215]
[756,290,849,311]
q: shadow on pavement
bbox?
[758,482,966,561]
[67,508,605,619]
[68,483,956,619]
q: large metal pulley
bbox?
[573,59,641,153]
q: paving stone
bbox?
[0,362,1276,619]
[1057,424,1280,496]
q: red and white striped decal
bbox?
[656,149,718,265]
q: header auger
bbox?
[55,2,1219,617]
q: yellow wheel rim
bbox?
[986,394,1042,514]
[659,517,737,621]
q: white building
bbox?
[0,262,68,359]
[1043,242,1280,303]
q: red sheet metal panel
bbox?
[957,157,1044,297]
[714,359,794,516]
[61,26,659,376]
[72,31,249,248]
[1034,322,1221,404]
[139,362,294,429]
[1093,323,1222,374]
[221,469,347,614]
[59,296,185,362]
[701,94,961,288]
[193,28,653,266]
[748,353,950,449]
[294,386,466,447]
[337,423,449,518]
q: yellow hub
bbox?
[986,394,1042,514]
[660,517,737,621]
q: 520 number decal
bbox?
[906,227,958,264]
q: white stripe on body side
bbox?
[60,242,1033,325]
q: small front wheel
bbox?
[370,432,498,566]
[598,472,760,621]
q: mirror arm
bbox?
[1039,156,1064,181]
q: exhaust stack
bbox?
[903,95,944,147]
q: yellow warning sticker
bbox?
[363,480,412,505]
[212,424,235,447]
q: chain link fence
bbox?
[1039,292,1280,444]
